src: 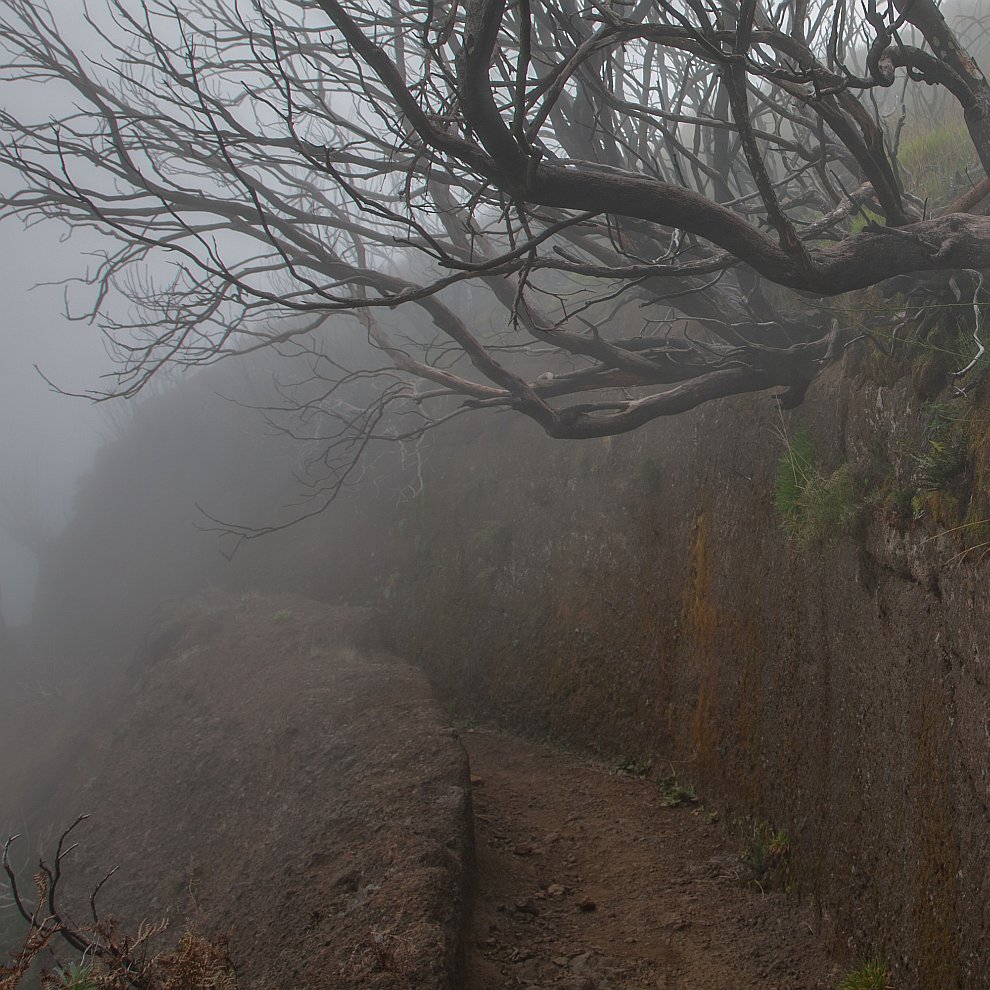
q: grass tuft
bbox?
[775,429,860,546]
[836,959,892,990]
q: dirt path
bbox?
[462,729,842,990]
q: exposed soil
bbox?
[5,593,848,990]
[462,729,842,990]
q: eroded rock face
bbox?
[24,593,474,990]
[385,366,990,990]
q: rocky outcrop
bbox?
[22,593,474,990]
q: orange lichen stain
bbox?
[683,505,719,774]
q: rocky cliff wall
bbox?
[388,357,990,989]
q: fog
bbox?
[3,2,990,988]
[0,222,113,625]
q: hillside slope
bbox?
[6,593,473,990]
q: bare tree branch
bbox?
[1,0,989,525]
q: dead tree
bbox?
[1,0,988,524]
[1,817,235,990]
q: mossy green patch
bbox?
[775,429,861,546]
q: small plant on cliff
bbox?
[900,401,971,527]
[835,959,892,990]
[613,756,652,777]
[740,821,789,880]
[911,404,968,493]
[657,776,697,807]
[775,429,861,546]
[775,427,816,519]
[50,962,98,990]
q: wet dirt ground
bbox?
[462,729,843,990]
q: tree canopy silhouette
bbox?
[2,0,989,517]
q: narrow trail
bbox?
[462,729,842,990]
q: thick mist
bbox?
[0,223,111,626]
